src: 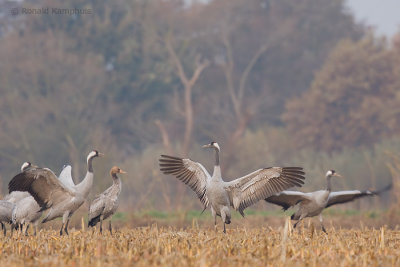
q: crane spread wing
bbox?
[8,168,74,211]
[159,155,211,208]
[58,165,76,190]
[326,184,392,208]
[326,191,373,208]
[265,191,312,210]
[225,167,305,216]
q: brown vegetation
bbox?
[1,222,399,266]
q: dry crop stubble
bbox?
[0,224,400,266]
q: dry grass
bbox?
[1,221,400,267]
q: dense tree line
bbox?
[0,0,395,210]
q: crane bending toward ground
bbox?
[14,196,42,236]
[0,200,16,236]
[3,162,41,235]
[8,150,102,235]
[88,166,126,234]
[265,170,392,232]
[159,141,306,233]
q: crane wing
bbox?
[159,155,211,208]
[8,168,74,211]
[326,184,392,208]
[265,191,312,210]
[58,165,76,190]
[88,195,106,222]
[225,167,305,216]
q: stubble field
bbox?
[1,218,400,267]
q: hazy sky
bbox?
[346,0,400,37]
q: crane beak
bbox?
[119,169,127,174]
[334,173,343,178]
[202,144,212,148]
[32,164,39,169]
[98,152,105,157]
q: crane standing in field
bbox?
[88,166,126,234]
[8,150,102,235]
[159,141,306,233]
[265,170,392,232]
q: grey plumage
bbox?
[3,191,31,204]
[2,162,41,235]
[58,150,104,196]
[0,200,16,236]
[265,170,392,232]
[14,196,42,235]
[8,150,102,236]
[159,142,305,233]
[88,166,125,234]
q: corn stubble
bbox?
[0,225,399,266]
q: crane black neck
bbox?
[326,176,332,191]
[87,157,94,173]
[214,148,220,166]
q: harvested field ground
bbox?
[1,211,400,266]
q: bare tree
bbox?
[165,35,209,156]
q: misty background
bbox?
[0,0,399,213]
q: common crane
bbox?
[0,200,16,236]
[14,196,42,236]
[88,166,126,234]
[3,162,41,234]
[159,141,305,233]
[8,150,102,235]
[265,170,392,232]
[58,150,104,196]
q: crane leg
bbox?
[109,220,112,235]
[221,209,229,234]
[33,221,39,236]
[99,215,104,234]
[319,214,327,233]
[59,223,64,236]
[211,207,217,232]
[1,222,5,236]
[24,224,30,236]
[64,217,70,235]
[61,212,69,236]
[293,218,303,229]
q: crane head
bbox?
[326,170,343,178]
[110,166,127,176]
[202,141,220,151]
[20,162,39,172]
[87,150,104,162]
